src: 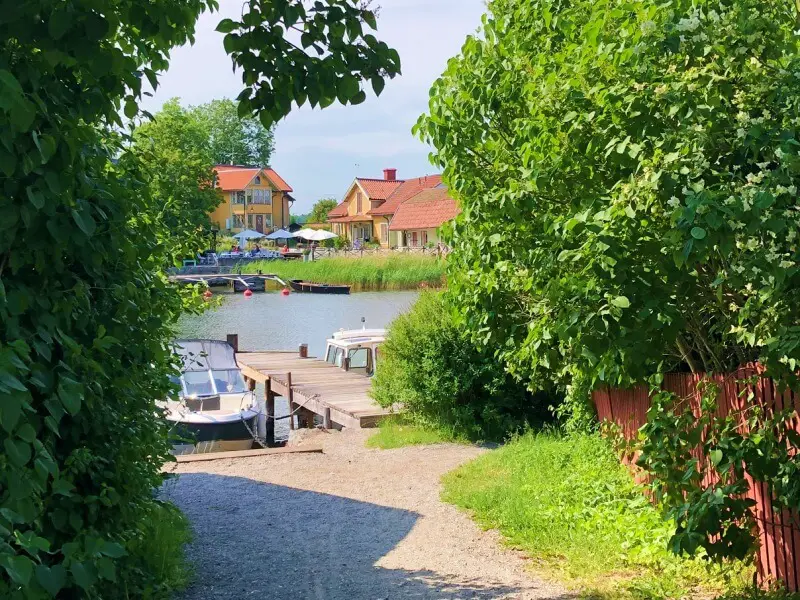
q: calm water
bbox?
[177,291,418,441]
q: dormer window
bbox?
[356,191,363,214]
[254,176,261,185]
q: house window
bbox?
[233,191,245,204]
[233,215,244,228]
[380,223,388,244]
[264,214,272,227]
[247,214,255,228]
[422,231,428,246]
[411,231,419,247]
[356,192,363,214]
[254,176,261,185]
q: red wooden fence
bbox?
[592,365,800,590]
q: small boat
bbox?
[289,279,351,295]
[323,328,386,376]
[161,339,259,455]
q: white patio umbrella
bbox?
[264,228,294,240]
[291,228,317,240]
[304,229,338,241]
[233,229,266,245]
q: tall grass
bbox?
[116,501,192,599]
[442,432,751,599]
[245,255,445,290]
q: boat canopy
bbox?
[175,339,238,372]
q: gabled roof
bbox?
[370,175,443,216]
[327,201,349,219]
[214,165,293,192]
[355,178,402,200]
[389,188,460,231]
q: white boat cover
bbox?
[175,339,238,372]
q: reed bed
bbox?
[245,255,445,291]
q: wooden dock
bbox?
[230,335,393,444]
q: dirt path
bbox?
[164,430,570,599]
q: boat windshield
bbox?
[183,371,214,397]
[326,345,344,367]
[212,369,248,394]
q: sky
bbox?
[141,0,487,214]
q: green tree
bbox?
[417,0,800,565]
[309,197,339,223]
[132,99,221,266]
[0,1,399,597]
[191,98,275,166]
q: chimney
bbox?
[383,168,397,181]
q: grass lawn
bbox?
[246,254,445,291]
[441,432,752,599]
[366,416,466,449]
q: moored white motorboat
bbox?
[162,339,260,455]
[324,327,386,377]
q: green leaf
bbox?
[48,9,73,40]
[371,76,385,96]
[26,186,45,209]
[690,226,706,240]
[1,554,33,586]
[36,564,66,597]
[710,449,723,466]
[5,438,32,466]
[563,111,578,123]
[70,561,95,590]
[71,208,96,237]
[99,541,126,558]
[57,379,83,416]
[611,296,631,308]
[215,18,237,33]
[124,98,138,119]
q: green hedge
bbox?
[371,291,554,440]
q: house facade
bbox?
[328,168,448,247]
[211,165,293,233]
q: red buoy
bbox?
[243,288,253,297]
[281,288,290,296]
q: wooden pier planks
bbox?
[236,352,393,429]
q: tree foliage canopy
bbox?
[0,0,398,596]
[417,0,800,566]
[190,98,275,166]
[419,0,800,390]
[310,197,339,223]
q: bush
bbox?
[371,291,555,440]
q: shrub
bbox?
[371,291,554,440]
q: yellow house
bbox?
[211,165,293,233]
[328,169,443,247]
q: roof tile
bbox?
[214,165,292,192]
[370,175,443,216]
[389,188,460,231]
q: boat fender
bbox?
[243,288,253,297]
[281,288,290,296]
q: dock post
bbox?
[323,407,331,430]
[226,333,239,353]
[287,371,295,431]
[265,378,275,446]
[299,343,308,358]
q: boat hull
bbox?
[289,279,351,294]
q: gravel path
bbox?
[164,430,571,600]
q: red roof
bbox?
[214,165,292,192]
[370,175,443,216]
[356,178,402,200]
[389,188,460,231]
[327,201,348,218]
[328,215,375,223]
